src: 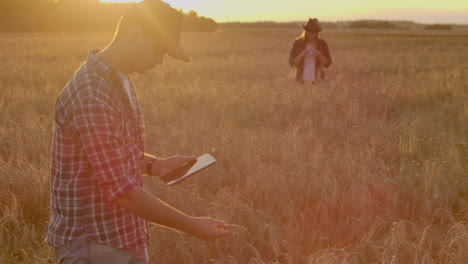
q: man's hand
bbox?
[116,188,232,241]
[188,217,232,241]
[143,154,195,177]
[151,155,196,177]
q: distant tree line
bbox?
[424,24,452,30]
[219,20,459,32]
[347,20,454,30]
[348,20,401,30]
[0,0,217,32]
[220,21,337,30]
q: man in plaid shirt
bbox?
[47,1,231,263]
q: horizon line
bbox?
[216,19,468,26]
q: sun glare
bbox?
[100,0,141,3]
[98,0,468,23]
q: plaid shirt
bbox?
[46,50,148,250]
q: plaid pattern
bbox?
[46,50,148,251]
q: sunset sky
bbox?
[100,0,468,24]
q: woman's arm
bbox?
[317,40,332,68]
[311,49,331,67]
[289,39,305,67]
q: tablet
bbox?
[161,154,217,186]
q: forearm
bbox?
[115,187,196,234]
[289,41,303,67]
[315,52,330,67]
[320,57,331,67]
[315,48,331,67]
[289,54,299,67]
[293,55,303,67]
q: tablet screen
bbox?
[161,154,216,186]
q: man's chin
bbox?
[136,68,151,74]
[137,64,158,74]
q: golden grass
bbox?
[0,29,467,263]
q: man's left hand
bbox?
[152,155,196,177]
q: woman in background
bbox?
[289,18,332,84]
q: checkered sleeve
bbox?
[73,99,138,203]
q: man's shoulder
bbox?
[73,62,113,93]
[62,62,115,103]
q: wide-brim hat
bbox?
[126,0,190,62]
[302,18,322,32]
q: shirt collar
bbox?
[86,49,118,80]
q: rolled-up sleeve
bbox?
[73,99,137,203]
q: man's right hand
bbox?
[116,188,232,241]
[189,217,232,241]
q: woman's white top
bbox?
[302,43,317,81]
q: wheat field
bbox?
[0,29,467,263]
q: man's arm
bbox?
[115,187,231,241]
[74,98,139,202]
[74,98,230,241]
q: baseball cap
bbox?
[125,0,190,62]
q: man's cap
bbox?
[126,0,189,62]
[303,18,322,32]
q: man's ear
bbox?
[125,24,140,41]
[118,18,145,42]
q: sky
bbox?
[100,0,468,24]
